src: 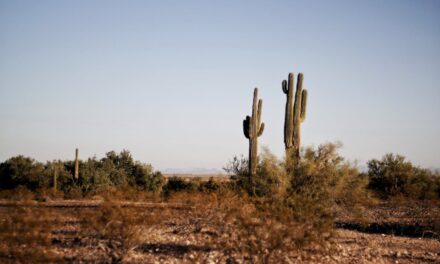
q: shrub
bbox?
[224,149,289,198]
[222,143,370,254]
[132,163,165,192]
[223,155,249,193]
[0,185,35,201]
[254,148,289,198]
[80,198,154,262]
[99,150,164,193]
[43,160,74,193]
[162,176,200,196]
[283,143,372,235]
[0,150,164,198]
[367,153,440,199]
[199,177,221,193]
[167,189,328,262]
[0,156,45,191]
[225,143,370,206]
[77,157,113,196]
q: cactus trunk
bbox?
[243,88,265,194]
[53,166,57,191]
[283,72,307,167]
[74,148,79,180]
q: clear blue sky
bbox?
[1,0,439,170]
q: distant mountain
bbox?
[161,167,225,175]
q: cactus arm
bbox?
[257,99,262,128]
[293,73,303,127]
[257,98,264,137]
[300,89,308,122]
[282,80,288,94]
[251,88,259,137]
[243,116,250,139]
[294,74,304,119]
[258,122,265,137]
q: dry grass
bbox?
[0,186,35,201]
[0,194,438,263]
[165,190,332,262]
[0,206,60,263]
[79,191,163,263]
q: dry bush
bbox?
[0,206,60,263]
[165,191,226,237]
[63,185,83,199]
[94,185,161,202]
[433,206,440,239]
[220,143,379,261]
[254,148,290,199]
[219,195,325,262]
[0,186,35,201]
[199,177,222,193]
[35,187,65,201]
[80,196,158,263]
[167,190,330,262]
[218,144,373,260]
[225,148,289,199]
[288,143,374,224]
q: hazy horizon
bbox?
[1,0,439,170]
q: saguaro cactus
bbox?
[282,72,307,166]
[53,165,58,191]
[243,88,265,192]
[74,148,79,180]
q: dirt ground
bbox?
[0,199,439,263]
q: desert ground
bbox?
[0,197,438,264]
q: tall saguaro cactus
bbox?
[283,72,307,166]
[243,88,265,192]
[74,148,79,180]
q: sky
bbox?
[0,0,439,170]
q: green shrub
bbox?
[225,143,369,205]
[199,177,221,193]
[285,143,371,231]
[0,150,164,198]
[367,153,440,199]
[0,156,45,191]
[224,143,370,246]
[162,176,200,196]
[254,148,289,198]
[223,150,288,197]
[100,150,164,193]
[132,163,165,192]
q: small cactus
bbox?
[53,166,57,191]
[282,72,307,166]
[243,88,265,193]
[74,148,79,180]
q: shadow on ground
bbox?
[137,243,212,257]
[336,222,439,239]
